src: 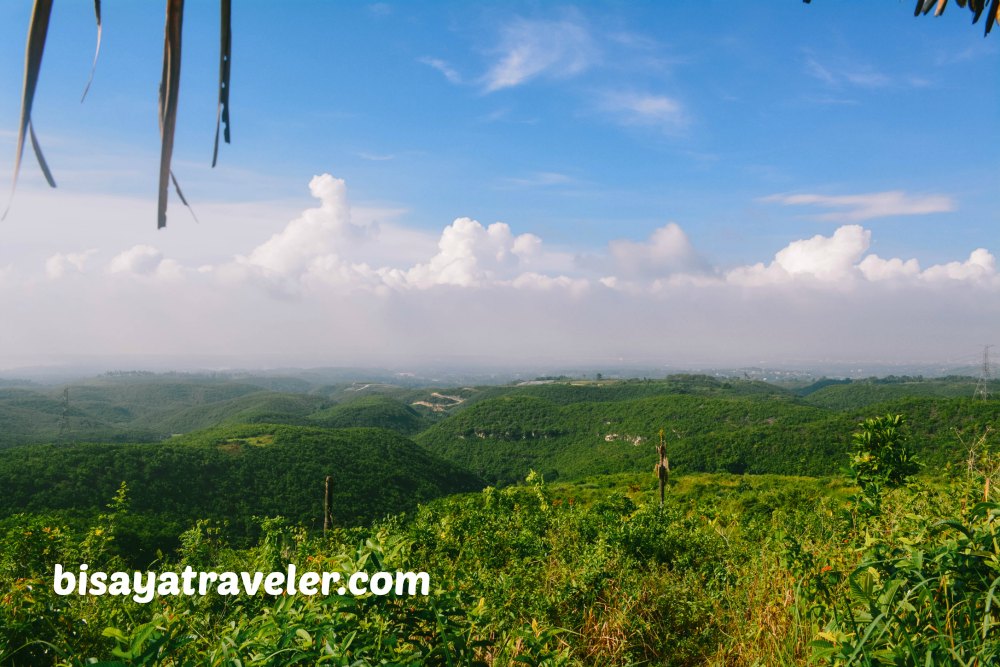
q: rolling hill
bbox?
[307,395,431,434]
[0,423,484,560]
[416,389,1000,485]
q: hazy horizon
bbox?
[0,353,990,386]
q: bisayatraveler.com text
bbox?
[53,563,430,604]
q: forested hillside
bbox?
[2,373,996,489]
[2,372,997,559]
[801,376,999,410]
[0,424,483,561]
[416,390,1000,484]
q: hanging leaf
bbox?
[972,0,986,22]
[158,0,184,229]
[81,0,102,102]
[985,0,999,34]
[3,0,54,221]
[212,0,232,168]
[170,170,199,223]
[28,121,56,188]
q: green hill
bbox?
[0,423,484,558]
[130,391,330,434]
[417,391,1000,485]
[801,377,990,410]
[0,388,140,446]
[0,379,318,447]
[307,396,430,434]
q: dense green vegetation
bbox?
[3,464,998,665]
[0,424,482,561]
[416,390,1000,484]
[307,396,431,434]
[0,377,439,447]
[801,376,999,410]
[2,372,999,664]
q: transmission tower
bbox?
[58,387,70,438]
[974,345,994,401]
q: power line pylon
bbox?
[974,345,994,401]
[57,387,71,440]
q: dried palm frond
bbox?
[212,0,232,168]
[81,0,102,102]
[3,0,55,221]
[158,0,184,229]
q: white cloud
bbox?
[804,55,890,89]
[600,91,686,132]
[726,225,997,290]
[86,177,987,299]
[108,245,184,280]
[762,190,954,222]
[419,57,462,84]
[772,224,870,281]
[608,223,708,279]
[109,245,164,275]
[240,174,375,280]
[46,249,97,279]
[2,175,998,369]
[727,225,870,286]
[400,218,541,288]
[23,179,995,300]
[921,249,997,284]
[509,272,589,294]
[484,16,597,91]
[857,254,921,282]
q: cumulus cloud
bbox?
[84,177,993,298]
[398,218,542,288]
[241,175,374,279]
[726,224,997,289]
[108,245,183,280]
[210,176,577,295]
[858,254,921,282]
[109,245,164,275]
[3,174,997,368]
[484,16,597,91]
[509,271,589,294]
[48,177,994,300]
[730,225,870,285]
[762,190,954,222]
[607,223,709,279]
[921,249,997,284]
[46,249,97,279]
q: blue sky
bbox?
[0,2,997,370]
